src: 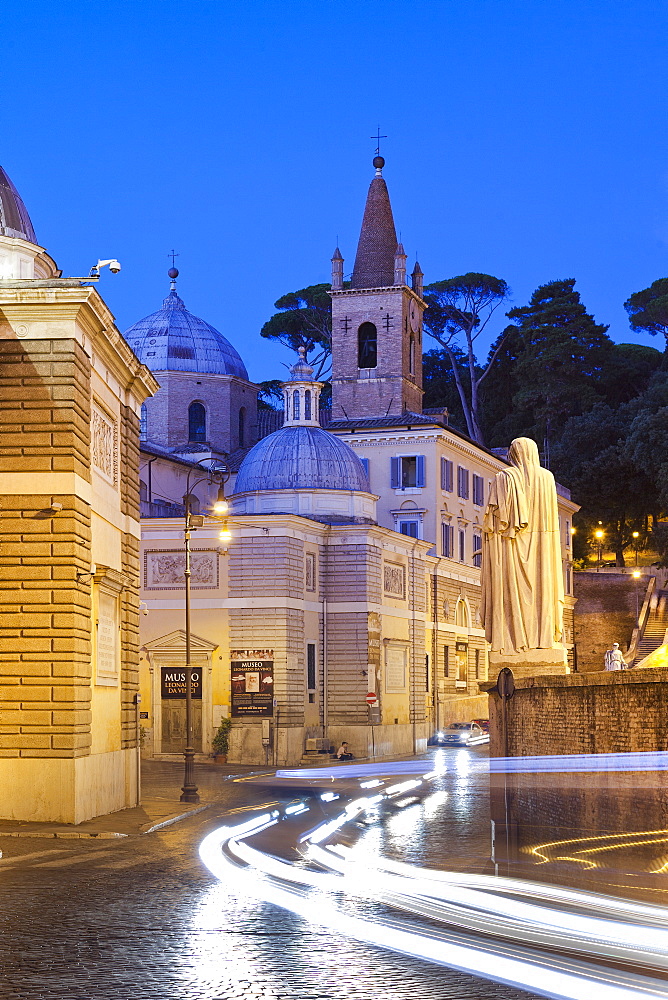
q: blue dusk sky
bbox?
[3,1,668,382]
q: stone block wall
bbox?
[573,572,639,672]
[485,667,668,757]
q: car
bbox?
[472,718,490,733]
[427,722,490,747]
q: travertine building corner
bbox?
[0,166,157,823]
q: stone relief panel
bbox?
[144,549,219,590]
[383,561,406,599]
[92,402,118,486]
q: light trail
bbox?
[200,777,668,1000]
[277,748,668,780]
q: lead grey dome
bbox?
[0,165,37,243]
[234,425,369,493]
[123,289,248,379]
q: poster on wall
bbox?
[231,650,274,717]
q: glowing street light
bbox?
[632,568,641,624]
[594,529,604,572]
[632,530,640,567]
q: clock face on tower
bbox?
[409,300,420,333]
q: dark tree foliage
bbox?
[481,279,612,450]
[421,347,470,430]
[552,368,668,565]
[625,278,668,350]
[552,403,656,567]
[598,343,663,404]
[257,379,284,411]
[423,273,510,445]
[260,283,333,378]
[650,522,668,569]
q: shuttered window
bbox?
[391,456,426,488]
[441,457,453,492]
[457,466,469,499]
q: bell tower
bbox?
[330,154,425,420]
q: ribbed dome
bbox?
[123,290,248,378]
[0,166,37,243]
[234,425,369,493]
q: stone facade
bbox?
[330,286,424,419]
[0,281,157,822]
[484,667,668,757]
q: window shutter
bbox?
[416,455,426,487]
[390,457,400,488]
[441,457,446,490]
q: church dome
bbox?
[123,285,248,379]
[234,425,369,493]
[0,165,37,243]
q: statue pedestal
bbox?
[488,647,569,679]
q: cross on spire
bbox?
[168,250,179,267]
[371,127,387,155]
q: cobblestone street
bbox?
[0,756,545,1000]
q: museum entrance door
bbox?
[161,700,202,753]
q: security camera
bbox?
[89,259,122,277]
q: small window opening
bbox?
[358,322,378,368]
[188,402,206,442]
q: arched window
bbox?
[293,391,300,420]
[455,598,470,628]
[140,404,147,440]
[358,322,377,369]
[238,407,246,447]
[304,389,312,420]
[188,402,206,442]
[139,480,148,502]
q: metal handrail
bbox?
[625,575,656,665]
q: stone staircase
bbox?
[632,589,668,665]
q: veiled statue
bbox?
[481,437,564,656]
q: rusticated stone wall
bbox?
[484,667,668,757]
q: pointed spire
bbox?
[411,260,424,297]
[331,246,344,290]
[350,154,398,289]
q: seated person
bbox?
[335,741,354,760]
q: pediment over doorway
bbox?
[144,629,218,663]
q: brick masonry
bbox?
[484,667,668,757]
[573,572,639,671]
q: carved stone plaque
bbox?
[144,549,219,590]
[385,645,407,692]
[96,590,119,686]
[91,403,117,486]
[383,561,405,599]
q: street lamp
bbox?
[594,529,604,572]
[632,530,640,567]
[180,462,230,804]
[632,568,641,626]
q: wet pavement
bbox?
[2,748,665,999]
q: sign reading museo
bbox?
[231,649,274,717]
[161,668,202,699]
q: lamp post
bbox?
[180,462,230,804]
[632,569,641,626]
[632,530,640,567]
[594,529,604,573]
